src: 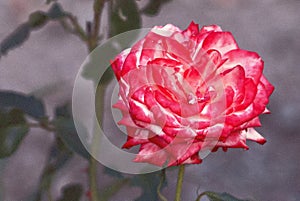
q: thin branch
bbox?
[175,165,185,201]
[157,169,168,201]
[59,14,88,42]
[87,1,107,200]
[195,192,205,201]
[89,0,106,51]
[88,84,105,201]
[89,157,100,201]
[28,122,56,132]
[67,14,88,41]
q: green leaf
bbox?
[54,104,90,159]
[141,0,172,16]
[0,109,29,158]
[99,67,115,85]
[26,137,73,201]
[0,2,69,56]
[28,11,49,29]
[0,159,6,200]
[53,117,90,159]
[198,191,252,201]
[130,171,167,201]
[56,184,83,201]
[99,179,130,201]
[47,3,68,19]
[109,0,141,37]
[0,23,30,55]
[55,104,72,119]
[104,166,125,179]
[0,91,45,119]
[49,137,73,170]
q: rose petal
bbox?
[244,128,266,144]
[202,32,239,55]
[200,25,222,33]
[215,131,249,150]
[222,49,263,84]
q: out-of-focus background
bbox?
[0,0,300,200]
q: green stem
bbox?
[56,7,87,42]
[28,121,56,132]
[174,165,185,201]
[87,1,106,199]
[89,0,105,51]
[89,157,100,201]
[93,0,105,38]
[157,169,168,201]
[88,84,105,201]
[66,14,88,41]
[195,192,205,201]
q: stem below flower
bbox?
[175,165,185,201]
[87,1,106,199]
[89,84,105,201]
[158,169,168,201]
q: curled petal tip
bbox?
[263,108,271,114]
[245,128,266,144]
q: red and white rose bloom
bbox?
[111,22,274,167]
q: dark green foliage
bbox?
[0,2,68,56]
[141,0,172,16]
[0,91,45,119]
[56,184,83,201]
[0,23,30,56]
[25,137,74,201]
[130,171,167,201]
[104,166,125,179]
[99,179,130,201]
[47,3,67,19]
[109,0,141,37]
[0,109,29,158]
[28,11,49,29]
[198,191,253,201]
[54,104,90,159]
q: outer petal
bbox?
[244,128,266,144]
[200,25,222,33]
[111,48,130,80]
[183,21,199,36]
[260,74,275,97]
[202,32,239,55]
[215,131,249,150]
[222,49,263,84]
[134,143,168,166]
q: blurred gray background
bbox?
[0,0,299,200]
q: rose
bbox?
[111,22,274,167]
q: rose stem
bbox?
[87,0,106,201]
[175,165,185,201]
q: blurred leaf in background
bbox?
[0,23,30,56]
[53,104,90,160]
[197,191,253,201]
[0,2,69,57]
[0,109,29,158]
[141,0,172,16]
[130,171,167,201]
[109,0,141,37]
[56,184,83,201]
[0,91,45,119]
